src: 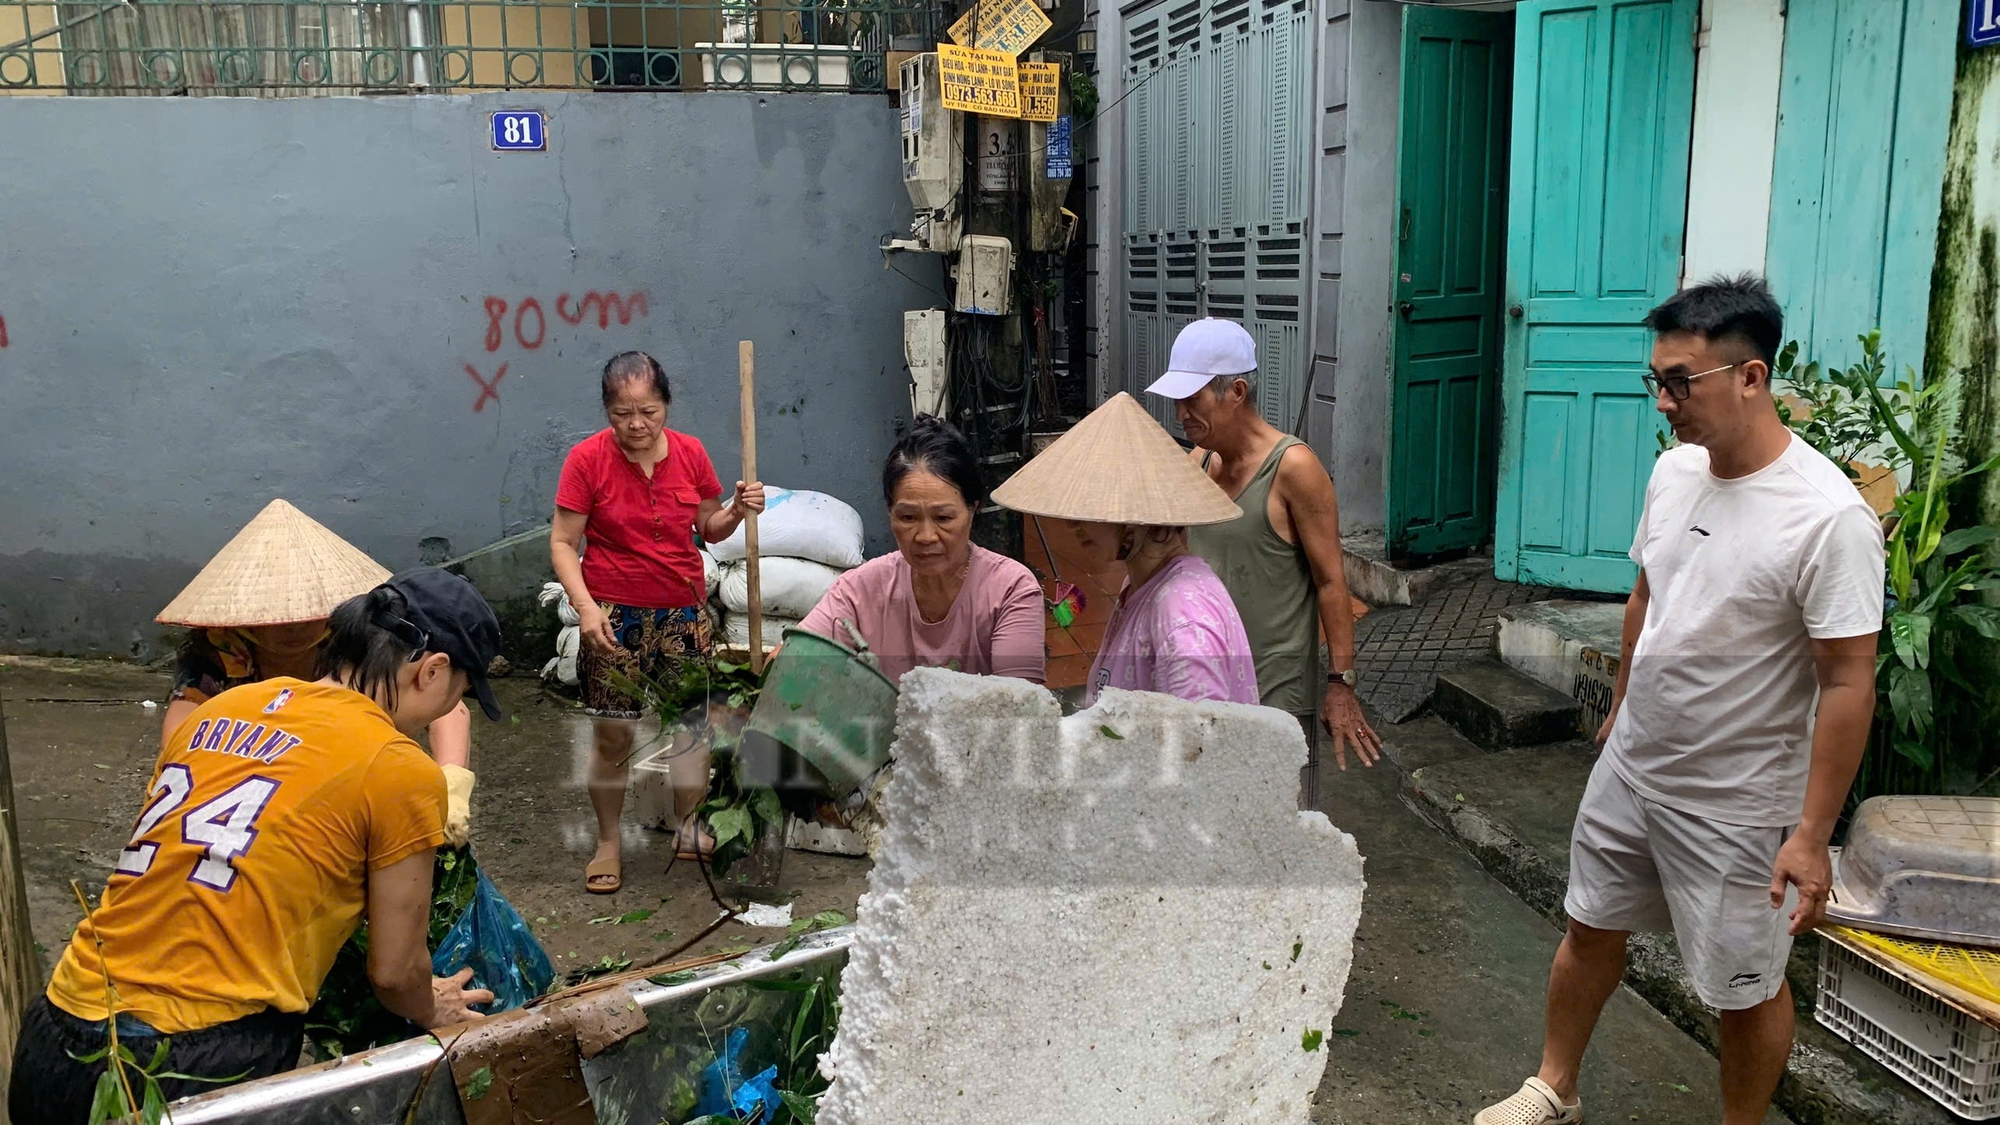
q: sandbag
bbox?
[721,611,801,649]
[717,557,845,618]
[540,581,581,626]
[700,547,720,597]
[540,625,580,686]
[707,488,865,569]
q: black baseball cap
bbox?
[379,568,505,721]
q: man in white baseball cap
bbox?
[1146,317,1380,808]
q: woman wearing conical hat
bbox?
[994,393,1259,706]
[156,500,478,846]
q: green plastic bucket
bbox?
[745,625,899,800]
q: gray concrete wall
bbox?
[0,91,925,659]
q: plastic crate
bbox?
[1817,936,2000,1118]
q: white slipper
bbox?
[1473,1078,1583,1125]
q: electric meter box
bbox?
[905,309,949,416]
[900,53,964,252]
[954,235,1014,316]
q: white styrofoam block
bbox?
[786,814,869,857]
[818,669,1365,1123]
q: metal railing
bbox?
[0,0,938,93]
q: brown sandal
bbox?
[584,855,621,895]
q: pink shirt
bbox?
[1085,553,1259,707]
[799,546,1047,686]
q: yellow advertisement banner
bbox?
[945,0,1053,57]
[938,43,1021,117]
[1018,61,1060,122]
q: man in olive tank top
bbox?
[1146,318,1381,808]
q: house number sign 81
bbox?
[491,110,547,151]
[1971,0,2000,48]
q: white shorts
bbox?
[1563,758,1797,1011]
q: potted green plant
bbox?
[1775,330,2000,802]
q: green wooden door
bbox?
[1387,6,1512,558]
[1493,0,1698,592]
[1766,0,1955,375]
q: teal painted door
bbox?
[1388,6,1512,559]
[1493,0,1697,593]
[1766,0,1955,376]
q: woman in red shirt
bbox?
[551,352,764,894]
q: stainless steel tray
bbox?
[167,927,852,1125]
[1828,796,2000,947]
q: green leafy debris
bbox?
[770,910,850,960]
[464,1066,494,1101]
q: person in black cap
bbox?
[14,568,503,1125]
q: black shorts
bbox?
[8,996,304,1125]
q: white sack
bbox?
[701,547,720,598]
[540,624,580,686]
[718,557,846,618]
[721,611,801,649]
[539,581,582,627]
[707,488,866,570]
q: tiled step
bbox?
[1341,531,1492,607]
[1495,600,1626,738]
[1431,658,1582,751]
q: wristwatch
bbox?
[1327,668,1358,688]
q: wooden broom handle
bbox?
[740,340,762,674]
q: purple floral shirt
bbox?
[1084,553,1260,707]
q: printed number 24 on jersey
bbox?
[112,707,304,889]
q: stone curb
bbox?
[1397,763,1955,1125]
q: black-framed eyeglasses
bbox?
[1642,362,1737,402]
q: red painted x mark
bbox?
[465,362,507,412]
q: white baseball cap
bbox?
[1144,317,1258,400]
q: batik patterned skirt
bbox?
[577,602,713,718]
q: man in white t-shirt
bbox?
[1477,276,1884,1125]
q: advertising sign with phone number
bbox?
[938,44,1021,116]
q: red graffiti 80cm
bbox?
[483,292,649,352]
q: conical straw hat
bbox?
[156,499,393,627]
[993,393,1243,526]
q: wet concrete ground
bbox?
[2,655,1781,1122]
[1313,731,1787,1123]
[0,656,867,980]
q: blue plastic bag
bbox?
[431,869,555,1013]
[693,1027,781,1123]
